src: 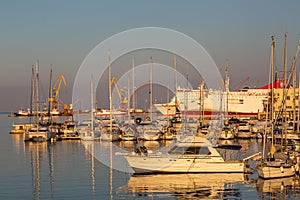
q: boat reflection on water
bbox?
[256,176,300,199]
[123,173,246,199]
[24,142,54,200]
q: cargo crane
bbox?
[48,75,69,114]
[110,77,128,110]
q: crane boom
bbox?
[110,77,128,108]
[49,75,67,103]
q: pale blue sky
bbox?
[1,0,300,111]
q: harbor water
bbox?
[1,113,300,199]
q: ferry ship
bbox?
[154,80,284,118]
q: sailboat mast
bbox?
[91,79,94,138]
[132,59,135,111]
[293,67,296,128]
[108,50,113,132]
[271,36,275,145]
[282,34,287,147]
[150,56,153,121]
[35,60,39,126]
[30,65,34,124]
[225,60,229,121]
[48,65,52,116]
[284,33,287,88]
[127,74,130,119]
[167,84,170,118]
[198,80,204,126]
[173,54,178,111]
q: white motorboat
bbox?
[24,125,53,142]
[10,123,33,134]
[123,133,245,174]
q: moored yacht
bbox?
[123,133,246,174]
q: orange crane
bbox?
[110,77,128,109]
[49,75,67,112]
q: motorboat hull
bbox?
[125,155,245,174]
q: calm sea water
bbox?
[0,113,299,199]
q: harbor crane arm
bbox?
[49,75,67,103]
[110,77,128,104]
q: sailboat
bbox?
[24,61,53,142]
[170,55,182,133]
[100,50,122,142]
[120,65,138,141]
[219,61,235,140]
[136,57,162,141]
[79,79,100,141]
[256,36,297,179]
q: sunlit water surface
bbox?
[0,114,299,199]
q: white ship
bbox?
[154,86,270,117]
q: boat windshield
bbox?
[168,146,211,155]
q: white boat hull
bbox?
[256,162,296,179]
[125,155,245,174]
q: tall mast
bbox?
[198,80,204,126]
[282,34,287,146]
[293,67,296,129]
[127,74,130,119]
[48,65,52,116]
[284,34,287,87]
[167,84,170,119]
[36,60,39,116]
[150,56,153,121]
[91,78,94,138]
[185,64,189,112]
[271,36,275,145]
[225,60,229,122]
[173,54,178,111]
[30,65,34,124]
[108,50,113,132]
[132,59,135,111]
[281,34,287,146]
